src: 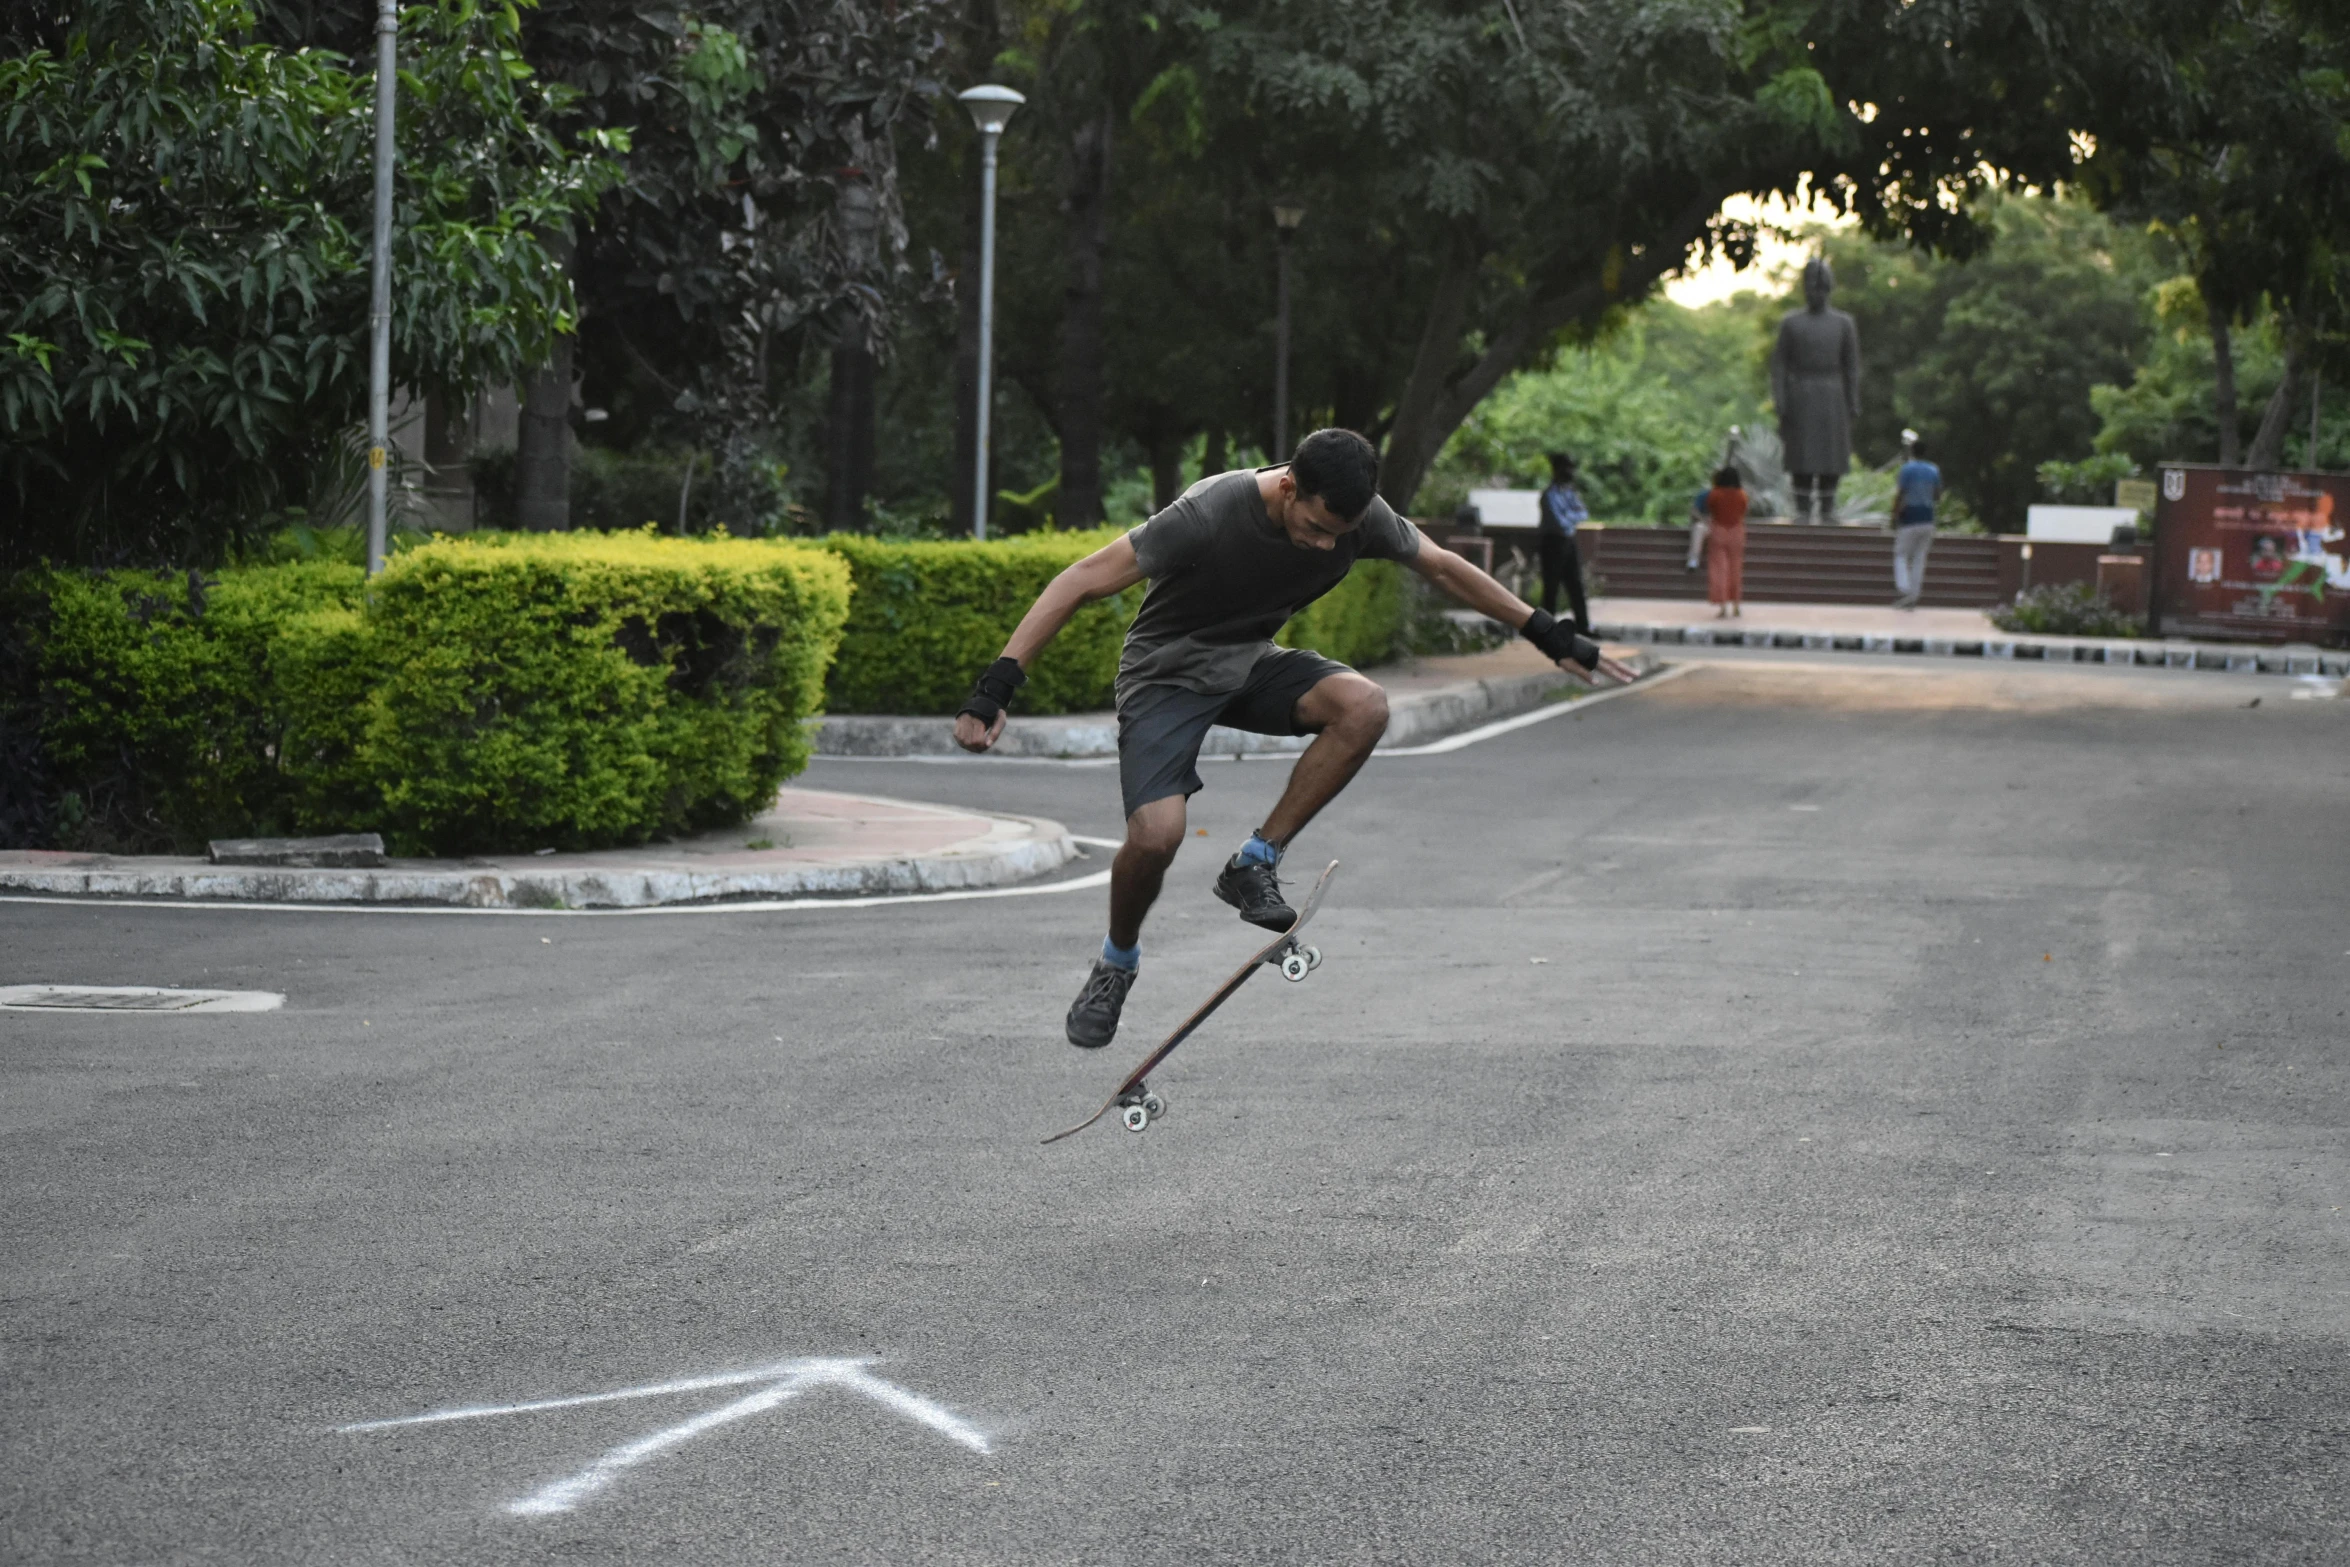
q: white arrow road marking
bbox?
[507,1375,821,1516]
[341,1356,992,1516]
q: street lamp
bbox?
[365,0,398,576]
[1270,198,1305,462]
[958,84,1024,539]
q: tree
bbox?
[520,0,950,530]
[2073,0,2350,470]
[1805,196,2167,528]
[0,0,619,567]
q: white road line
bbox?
[0,668,1681,924]
[343,1356,993,1516]
[338,1360,841,1432]
[814,662,1692,769]
[819,1362,993,1454]
[1371,664,1694,755]
[0,840,1119,921]
[507,1376,820,1516]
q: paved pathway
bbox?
[3,649,2343,1562]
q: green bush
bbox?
[343,532,850,853]
[7,562,364,851]
[819,529,1136,714]
[1278,560,1406,668]
[4,535,850,856]
[817,531,1408,713]
[1988,582,2145,638]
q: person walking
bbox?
[1703,465,1748,617]
[951,428,1638,1049]
[1538,452,1591,630]
[1891,438,1943,609]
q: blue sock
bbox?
[1237,833,1282,867]
[1101,935,1141,971]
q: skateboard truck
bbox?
[1115,1085,1168,1133]
[1270,937,1323,983]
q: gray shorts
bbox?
[1116,647,1352,820]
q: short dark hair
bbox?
[1548,451,1576,482]
[1289,428,1380,520]
[1713,466,1743,489]
[1910,437,1930,458]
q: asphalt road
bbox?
[4,651,2345,1564]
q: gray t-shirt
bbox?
[1119,467,1421,700]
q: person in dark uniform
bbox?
[1538,452,1592,631]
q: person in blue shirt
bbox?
[1539,452,1591,630]
[1891,439,1943,609]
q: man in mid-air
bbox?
[952,428,1638,1048]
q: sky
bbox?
[1662,193,1853,309]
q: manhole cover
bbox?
[0,985,284,1013]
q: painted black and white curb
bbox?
[1595,621,2350,677]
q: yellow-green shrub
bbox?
[818,530,1406,714]
[8,562,364,851]
[5,535,849,856]
[1277,559,1407,670]
[820,529,1137,714]
[343,532,850,854]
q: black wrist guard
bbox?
[957,656,1027,725]
[1521,609,1600,671]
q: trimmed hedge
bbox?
[343,533,849,853]
[5,534,850,856]
[3,562,365,852]
[818,530,1407,714]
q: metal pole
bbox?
[1274,233,1291,463]
[365,0,397,576]
[972,128,1001,539]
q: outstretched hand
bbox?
[954,710,1008,753]
[1566,651,1641,685]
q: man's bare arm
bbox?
[1405,526,1639,684]
[954,535,1148,752]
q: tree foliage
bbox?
[522,0,951,525]
[1813,196,2168,529]
[2071,0,2350,470]
[0,0,621,566]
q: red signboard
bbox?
[2152,466,2350,644]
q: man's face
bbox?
[1277,478,1359,551]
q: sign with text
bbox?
[2153,466,2350,643]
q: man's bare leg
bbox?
[1109,795,1187,948]
[1256,672,1390,848]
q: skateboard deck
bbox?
[1043,860,1338,1143]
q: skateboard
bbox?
[1043,860,1338,1144]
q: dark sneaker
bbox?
[1214,855,1296,932]
[1065,958,1140,1049]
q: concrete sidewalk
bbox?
[0,788,1077,909]
[1585,596,2350,676]
[810,641,1656,760]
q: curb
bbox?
[808,651,1658,761]
[1595,621,2350,676]
[0,805,1076,910]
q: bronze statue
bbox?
[1770,257,1861,523]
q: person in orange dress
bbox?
[1704,466,1748,617]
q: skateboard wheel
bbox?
[1141,1090,1166,1119]
[1121,1104,1151,1133]
[1303,945,1322,972]
[1280,950,1310,983]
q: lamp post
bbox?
[365,0,398,576]
[958,85,1024,539]
[1271,198,1305,462]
